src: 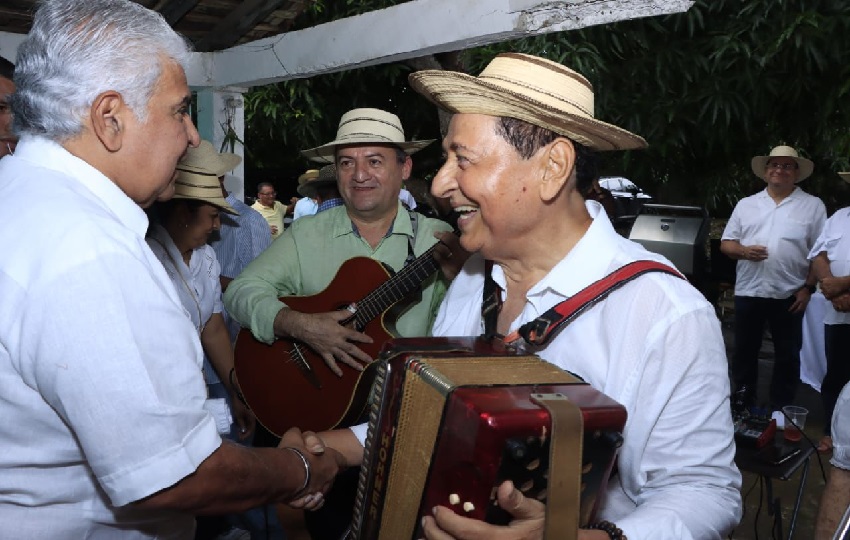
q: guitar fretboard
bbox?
[352,243,441,326]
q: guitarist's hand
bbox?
[433,230,470,282]
[275,308,374,377]
[230,396,256,441]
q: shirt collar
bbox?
[15,135,150,237]
[329,201,412,239]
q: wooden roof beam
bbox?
[197,0,694,88]
[194,0,287,52]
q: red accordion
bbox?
[348,337,627,540]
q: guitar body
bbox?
[234,257,401,437]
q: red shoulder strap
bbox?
[503,260,684,347]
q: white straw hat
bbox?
[300,108,434,163]
[407,52,647,151]
[751,145,813,183]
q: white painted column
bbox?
[193,86,248,201]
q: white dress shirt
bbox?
[722,187,826,298]
[808,207,850,325]
[0,136,221,538]
[432,202,742,540]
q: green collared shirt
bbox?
[224,202,452,344]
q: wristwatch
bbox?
[802,284,816,294]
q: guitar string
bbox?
[355,242,441,324]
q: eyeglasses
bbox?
[767,162,798,171]
[258,191,276,196]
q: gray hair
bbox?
[11,0,192,141]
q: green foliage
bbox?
[244,0,850,214]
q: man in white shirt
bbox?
[407,53,741,540]
[292,169,320,220]
[0,1,341,538]
[808,171,850,453]
[721,145,826,411]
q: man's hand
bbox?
[230,394,256,441]
[421,481,545,540]
[789,287,812,314]
[742,244,768,261]
[820,276,850,300]
[432,231,471,282]
[274,308,374,376]
[278,427,345,511]
[832,292,850,312]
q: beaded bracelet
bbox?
[284,447,311,498]
[587,520,627,540]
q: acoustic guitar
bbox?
[233,243,446,436]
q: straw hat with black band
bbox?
[172,141,240,215]
[407,52,647,152]
[751,145,814,183]
[301,108,434,163]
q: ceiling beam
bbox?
[157,0,201,26]
[194,0,287,52]
[197,0,694,88]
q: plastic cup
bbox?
[782,405,808,442]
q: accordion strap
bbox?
[482,259,684,347]
[531,393,583,540]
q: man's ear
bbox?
[539,138,575,202]
[89,90,126,153]
[401,154,413,181]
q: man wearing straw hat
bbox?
[721,146,826,414]
[405,53,741,540]
[225,107,458,378]
[225,107,460,538]
[293,168,321,220]
[808,171,850,454]
[298,163,343,213]
[0,0,341,536]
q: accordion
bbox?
[348,337,627,540]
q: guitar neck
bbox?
[355,243,441,324]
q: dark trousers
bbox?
[821,323,850,436]
[732,295,804,409]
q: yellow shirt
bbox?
[251,200,286,239]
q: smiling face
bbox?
[256,184,277,208]
[763,156,799,192]
[117,60,200,207]
[430,114,549,259]
[336,144,410,222]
